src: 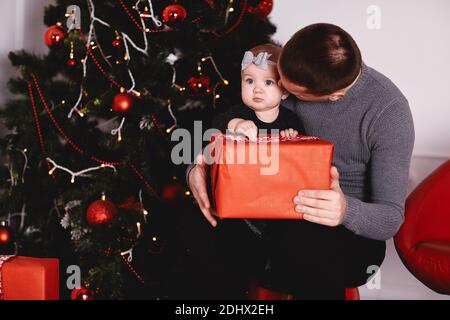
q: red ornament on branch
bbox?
[112,92,133,114]
[205,0,215,8]
[70,286,95,300]
[162,4,187,24]
[0,226,11,244]
[86,200,117,226]
[187,76,211,95]
[44,25,66,47]
[248,0,273,18]
[162,181,186,202]
[112,39,122,47]
[67,58,77,67]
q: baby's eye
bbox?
[245,78,254,84]
[265,80,274,86]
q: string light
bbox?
[46,157,116,183]
[136,0,162,27]
[166,102,177,133]
[121,248,133,262]
[7,204,27,232]
[138,189,148,223]
[30,76,159,199]
[120,253,145,283]
[69,0,146,118]
[111,117,126,142]
[136,222,141,237]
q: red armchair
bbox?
[248,286,359,300]
[394,160,450,294]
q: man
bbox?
[187,23,415,299]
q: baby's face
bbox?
[241,64,288,113]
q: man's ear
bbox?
[329,91,345,102]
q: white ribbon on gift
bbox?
[0,255,16,300]
[221,133,319,143]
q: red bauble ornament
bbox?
[70,286,94,300]
[187,76,211,94]
[44,25,66,47]
[112,93,133,113]
[67,58,77,67]
[86,200,117,226]
[248,0,273,18]
[204,0,215,8]
[112,39,122,47]
[162,182,186,201]
[162,4,187,24]
[0,226,11,244]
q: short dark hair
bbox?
[279,23,362,95]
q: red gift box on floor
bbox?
[0,256,59,300]
[209,134,334,219]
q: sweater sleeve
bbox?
[342,97,415,241]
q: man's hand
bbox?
[188,153,217,227]
[293,166,347,227]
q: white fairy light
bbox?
[166,102,177,133]
[201,56,228,85]
[138,189,148,223]
[111,117,126,142]
[121,248,133,262]
[136,222,141,238]
[127,69,136,93]
[136,0,162,27]
[8,204,27,232]
[46,157,116,183]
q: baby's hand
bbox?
[280,128,299,139]
[235,120,258,141]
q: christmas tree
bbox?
[0,0,276,299]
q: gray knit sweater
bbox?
[281,62,415,241]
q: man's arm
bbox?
[185,104,251,227]
[187,155,217,227]
[343,97,415,240]
[293,97,415,241]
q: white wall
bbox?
[0,0,52,106]
[270,0,450,160]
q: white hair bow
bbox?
[241,51,276,71]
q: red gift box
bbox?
[209,134,334,219]
[0,256,59,300]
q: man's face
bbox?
[278,66,331,102]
